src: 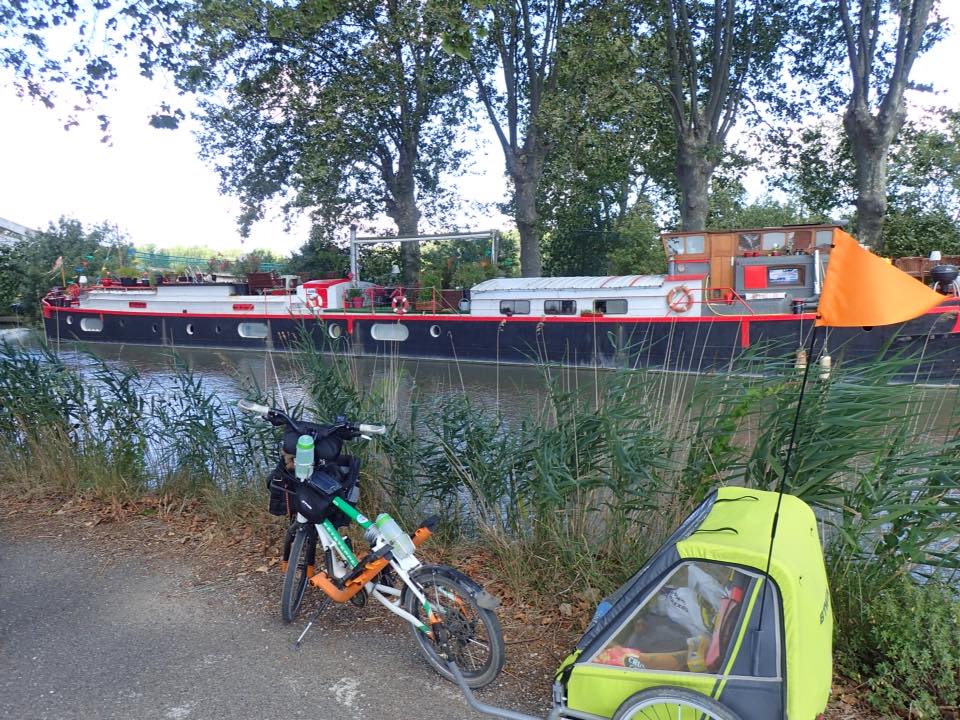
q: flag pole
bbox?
[752,320,820,671]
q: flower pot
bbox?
[350,297,363,308]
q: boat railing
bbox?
[346,286,465,314]
[703,285,757,315]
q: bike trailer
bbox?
[555,487,832,720]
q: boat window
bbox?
[238,322,269,339]
[815,230,834,248]
[666,236,685,256]
[685,235,705,254]
[80,317,103,332]
[370,323,409,342]
[500,300,530,316]
[788,230,812,253]
[762,232,787,251]
[768,266,805,287]
[738,233,761,252]
[544,299,577,315]
[594,299,628,315]
[590,561,758,677]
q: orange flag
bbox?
[816,231,944,327]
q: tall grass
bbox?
[0,341,275,512]
[1,335,956,595]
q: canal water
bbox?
[3,327,958,431]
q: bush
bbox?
[833,564,959,718]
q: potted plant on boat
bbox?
[116,266,141,287]
[345,287,364,309]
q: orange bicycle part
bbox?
[309,525,433,602]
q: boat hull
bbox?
[42,305,960,381]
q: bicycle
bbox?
[239,399,505,689]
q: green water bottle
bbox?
[375,513,415,559]
[295,434,314,480]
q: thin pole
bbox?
[754,322,820,641]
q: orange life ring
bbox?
[391,295,409,314]
[305,293,322,310]
[666,285,694,313]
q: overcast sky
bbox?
[1,16,957,257]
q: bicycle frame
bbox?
[297,495,446,637]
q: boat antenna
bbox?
[752,321,820,673]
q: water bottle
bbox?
[375,513,415,560]
[295,434,314,480]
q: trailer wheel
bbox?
[612,687,743,720]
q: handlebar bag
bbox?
[293,469,345,523]
[282,429,343,462]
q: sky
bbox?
[0,13,958,258]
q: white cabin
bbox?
[468,276,704,318]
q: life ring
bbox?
[305,293,322,310]
[66,283,81,299]
[391,295,409,314]
[666,286,694,313]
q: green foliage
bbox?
[285,227,350,279]
[707,183,818,231]
[180,0,473,284]
[881,207,960,259]
[0,217,130,320]
[831,564,959,718]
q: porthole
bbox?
[186,323,195,336]
[370,323,409,342]
[429,324,441,338]
[238,322,269,339]
[80,317,103,332]
[215,324,222,335]
[328,324,342,340]
[118,319,126,328]
[66,315,73,326]
[152,323,159,334]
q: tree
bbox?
[794,0,944,251]
[639,0,796,231]
[449,0,571,277]
[176,0,472,287]
[0,218,126,319]
[0,1,182,139]
[537,1,676,276]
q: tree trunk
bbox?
[511,132,547,278]
[844,103,901,252]
[384,153,422,288]
[514,174,542,278]
[676,137,715,231]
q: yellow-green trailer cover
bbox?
[676,487,832,719]
[564,487,832,720]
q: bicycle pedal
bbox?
[349,589,367,608]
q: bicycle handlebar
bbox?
[237,400,386,440]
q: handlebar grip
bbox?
[358,423,387,436]
[238,399,270,417]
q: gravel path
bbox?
[0,518,532,720]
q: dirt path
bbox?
[0,504,539,720]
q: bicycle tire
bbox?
[612,687,744,720]
[402,564,504,689]
[281,525,315,624]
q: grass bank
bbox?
[0,338,957,717]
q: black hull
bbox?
[42,307,960,382]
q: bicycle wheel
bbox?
[612,687,743,720]
[281,525,316,624]
[402,564,504,689]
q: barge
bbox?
[42,224,960,380]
